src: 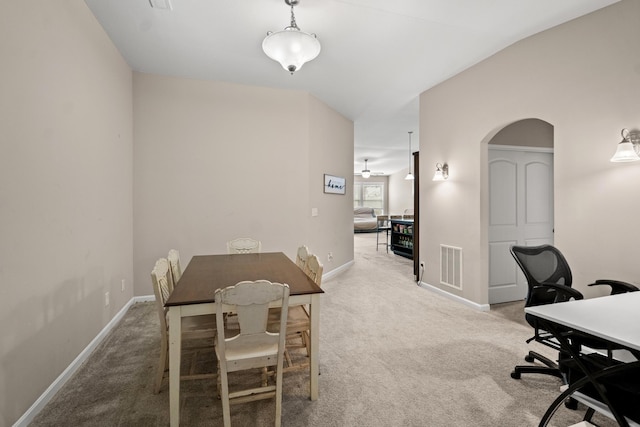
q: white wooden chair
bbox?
[296,245,310,270]
[271,253,323,371]
[167,249,182,291]
[303,254,323,287]
[226,238,262,254]
[215,280,290,427]
[150,258,216,394]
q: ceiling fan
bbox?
[356,159,385,177]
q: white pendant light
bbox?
[262,0,321,75]
[405,131,415,180]
[361,159,371,178]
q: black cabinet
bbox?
[390,219,413,259]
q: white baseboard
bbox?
[13,295,153,427]
[323,259,354,282]
[418,281,491,312]
[134,294,156,303]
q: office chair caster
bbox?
[510,371,521,379]
[525,354,535,363]
[564,397,578,410]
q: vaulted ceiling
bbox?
[85,0,618,175]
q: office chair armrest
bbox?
[589,279,639,295]
[534,283,584,302]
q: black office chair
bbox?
[509,244,638,381]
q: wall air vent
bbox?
[440,244,462,290]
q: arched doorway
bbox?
[487,119,554,304]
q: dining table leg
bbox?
[169,306,181,427]
[309,293,320,400]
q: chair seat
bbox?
[181,315,216,339]
[269,306,309,333]
[219,336,279,362]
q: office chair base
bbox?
[510,365,564,379]
[564,398,578,410]
[511,350,564,380]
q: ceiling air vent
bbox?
[149,0,172,10]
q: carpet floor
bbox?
[29,233,618,426]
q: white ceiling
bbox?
[84,0,618,175]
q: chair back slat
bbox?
[151,258,171,333]
[296,245,310,270]
[227,238,262,254]
[304,254,323,287]
[167,249,182,289]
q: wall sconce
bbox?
[610,128,640,162]
[433,163,449,181]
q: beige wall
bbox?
[419,0,640,305]
[388,167,414,215]
[0,1,133,424]
[490,119,553,148]
[132,73,353,296]
[309,98,355,266]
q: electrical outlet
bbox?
[121,279,126,292]
[327,252,333,262]
[105,291,110,307]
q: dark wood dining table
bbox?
[165,252,324,427]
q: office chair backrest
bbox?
[510,244,573,308]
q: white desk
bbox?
[526,292,640,352]
[526,292,640,427]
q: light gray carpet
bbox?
[29,233,617,426]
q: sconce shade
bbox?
[433,163,449,181]
[610,128,640,162]
[610,141,640,162]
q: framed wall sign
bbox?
[324,174,346,195]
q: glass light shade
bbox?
[432,170,445,181]
[610,141,640,162]
[361,170,371,178]
[262,27,321,74]
[405,172,414,180]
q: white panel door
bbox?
[488,148,554,304]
